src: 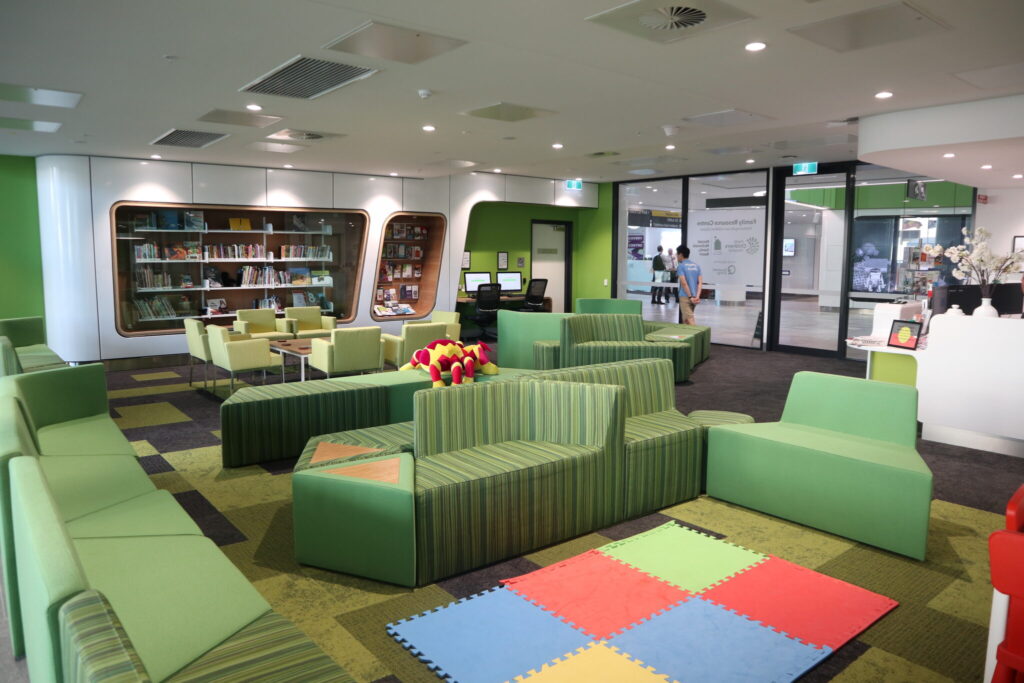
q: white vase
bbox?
[974,297,999,318]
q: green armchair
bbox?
[207,325,284,394]
[561,314,692,382]
[184,319,247,388]
[381,322,449,367]
[310,326,384,377]
[408,310,461,341]
[233,309,294,341]
[283,306,337,339]
[0,317,63,374]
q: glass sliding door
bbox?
[616,179,683,323]
[686,171,768,346]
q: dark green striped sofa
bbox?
[293,380,626,586]
[10,454,350,682]
[0,316,64,376]
[561,314,692,382]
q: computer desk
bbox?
[455,295,552,311]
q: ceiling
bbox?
[2,0,1023,182]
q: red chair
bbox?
[991,484,1024,683]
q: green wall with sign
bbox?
[789,181,973,211]
[0,155,44,319]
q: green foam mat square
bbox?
[598,522,766,592]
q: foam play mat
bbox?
[387,522,898,682]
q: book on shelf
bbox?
[399,284,420,301]
[255,295,281,311]
[184,210,205,231]
[185,241,201,259]
[401,263,413,279]
[293,292,307,307]
[413,265,422,278]
[204,242,265,260]
[373,303,415,316]
[409,245,424,260]
[228,217,252,231]
[162,243,189,260]
[289,267,311,285]
[206,298,228,315]
[156,209,182,230]
[280,244,332,260]
[375,288,384,303]
[179,274,194,288]
[311,270,333,286]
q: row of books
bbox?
[134,242,202,261]
[205,243,266,260]
[119,210,205,231]
[203,266,333,288]
[206,291,330,316]
[280,244,332,259]
[134,267,195,289]
[378,262,422,282]
[384,224,428,240]
[132,296,192,320]
[382,243,423,259]
[375,285,419,302]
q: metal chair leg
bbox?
[203,361,209,390]
[230,372,235,395]
[187,355,193,386]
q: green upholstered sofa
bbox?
[220,366,536,467]
[643,320,710,364]
[575,298,642,315]
[707,371,932,560]
[0,316,64,376]
[293,380,626,586]
[561,314,692,382]
[10,455,349,681]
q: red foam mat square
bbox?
[501,549,690,639]
[701,555,898,650]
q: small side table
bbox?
[269,339,313,381]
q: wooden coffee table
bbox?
[269,339,314,381]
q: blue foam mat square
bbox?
[608,597,832,682]
[387,587,591,682]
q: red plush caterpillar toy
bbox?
[399,339,498,387]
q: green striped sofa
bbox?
[562,314,692,382]
[0,316,64,376]
[293,380,626,586]
[10,454,349,682]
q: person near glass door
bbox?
[676,245,703,324]
[665,248,680,303]
[650,245,667,304]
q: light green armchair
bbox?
[233,309,294,341]
[310,327,384,378]
[207,325,284,394]
[283,306,336,339]
[408,311,461,341]
[184,319,248,388]
[381,322,449,367]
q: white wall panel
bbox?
[193,164,267,206]
[402,176,452,313]
[448,173,506,298]
[506,176,555,205]
[90,158,194,359]
[267,169,332,208]
[36,156,100,362]
[554,181,598,207]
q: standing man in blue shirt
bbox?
[676,245,703,324]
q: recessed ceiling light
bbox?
[493,168,502,173]
[665,144,676,151]
[422,124,436,132]
[369,177,376,181]
[1014,174,1023,179]
[645,186,652,189]
[700,191,707,194]
[552,142,563,149]
[389,172,398,176]
[745,41,767,52]
[652,188,658,192]
[140,161,148,165]
[149,154,161,159]
[245,104,263,111]
[745,158,756,164]
[283,164,293,168]
[943,153,955,158]
[575,177,582,181]
[874,90,894,99]
[981,164,993,170]
[638,201,643,205]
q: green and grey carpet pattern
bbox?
[5,347,1015,682]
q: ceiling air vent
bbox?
[150,129,227,148]
[267,128,344,142]
[586,151,621,158]
[639,7,707,30]
[241,56,377,100]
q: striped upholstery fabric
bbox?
[687,409,755,492]
[562,315,690,382]
[414,440,610,584]
[643,330,698,369]
[0,336,21,376]
[220,381,386,467]
[168,611,352,682]
[15,344,65,373]
[295,422,414,472]
[569,341,690,382]
[624,410,703,516]
[532,340,560,370]
[643,321,710,362]
[515,358,674,418]
[59,590,152,682]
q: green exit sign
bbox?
[793,162,819,176]
[564,179,583,191]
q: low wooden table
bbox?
[269,339,313,381]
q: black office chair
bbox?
[467,283,502,341]
[522,278,548,312]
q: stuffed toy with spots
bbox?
[400,339,498,388]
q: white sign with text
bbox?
[687,209,764,286]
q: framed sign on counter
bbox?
[888,320,922,350]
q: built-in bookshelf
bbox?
[370,213,446,321]
[112,202,367,335]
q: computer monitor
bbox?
[464,272,492,293]
[496,271,523,293]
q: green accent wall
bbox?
[0,155,43,319]
[789,181,973,211]
[464,184,613,305]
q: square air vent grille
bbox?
[242,56,377,99]
[150,129,228,148]
[586,0,753,45]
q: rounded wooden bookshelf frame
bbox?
[369,211,447,322]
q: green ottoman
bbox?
[293,453,416,586]
[533,340,560,370]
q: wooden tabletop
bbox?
[269,339,313,355]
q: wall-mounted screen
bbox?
[464,272,492,292]
[782,238,796,256]
[496,271,523,293]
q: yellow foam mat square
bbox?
[113,402,191,430]
[131,371,180,381]
[521,643,671,682]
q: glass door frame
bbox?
[767,160,858,357]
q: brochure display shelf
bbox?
[369,213,446,321]
[112,202,367,335]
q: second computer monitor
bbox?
[464,272,492,293]
[496,271,523,293]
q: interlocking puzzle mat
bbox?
[387,522,898,682]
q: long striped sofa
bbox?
[293,379,626,586]
[561,314,693,382]
[0,316,64,376]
